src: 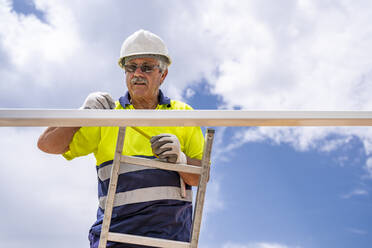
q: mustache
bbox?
[131,77,148,84]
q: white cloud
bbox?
[0,0,81,85]
[223,126,372,177]
[1,0,372,245]
[185,88,196,99]
[200,0,372,111]
[226,127,354,152]
[0,0,221,107]
[319,136,352,152]
[167,0,372,176]
[0,127,97,247]
[222,241,300,248]
[365,157,372,177]
[341,189,369,199]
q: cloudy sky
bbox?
[1,0,372,247]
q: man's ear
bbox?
[160,68,168,84]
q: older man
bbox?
[37,29,204,248]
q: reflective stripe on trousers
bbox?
[99,186,192,209]
[97,162,192,209]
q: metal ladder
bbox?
[98,127,215,248]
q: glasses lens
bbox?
[124,64,158,73]
[124,64,137,72]
[141,65,155,73]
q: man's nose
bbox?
[133,66,144,76]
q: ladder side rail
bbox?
[190,129,215,248]
[98,127,126,248]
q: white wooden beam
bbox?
[0,109,372,126]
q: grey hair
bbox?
[157,59,168,74]
[124,54,169,74]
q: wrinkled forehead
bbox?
[125,53,169,65]
[125,55,159,64]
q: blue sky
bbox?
[0,0,372,248]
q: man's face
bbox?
[125,57,167,101]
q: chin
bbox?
[132,90,149,97]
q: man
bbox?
[37,29,204,248]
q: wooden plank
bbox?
[98,127,126,248]
[1,109,372,126]
[107,232,190,248]
[190,129,215,248]
[121,155,202,174]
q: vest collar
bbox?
[119,89,171,108]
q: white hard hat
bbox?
[118,29,171,68]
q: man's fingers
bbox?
[158,153,177,163]
[150,133,184,164]
[150,135,173,154]
[81,92,115,110]
[151,139,172,150]
[150,134,171,144]
[155,146,172,156]
[96,96,108,109]
[151,140,173,154]
[102,94,116,109]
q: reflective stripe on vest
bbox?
[99,186,192,209]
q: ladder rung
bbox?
[121,155,202,174]
[107,232,190,248]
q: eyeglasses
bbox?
[123,64,161,73]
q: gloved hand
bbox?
[80,92,116,109]
[151,133,188,198]
[150,134,187,164]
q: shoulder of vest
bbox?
[115,101,128,109]
[169,100,194,110]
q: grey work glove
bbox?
[150,134,187,164]
[80,92,115,109]
[151,133,188,198]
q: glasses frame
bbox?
[123,63,161,73]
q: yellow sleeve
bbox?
[183,126,204,160]
[62,126,101,160]
[173,102,204,160]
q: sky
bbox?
[0,0,372,247]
